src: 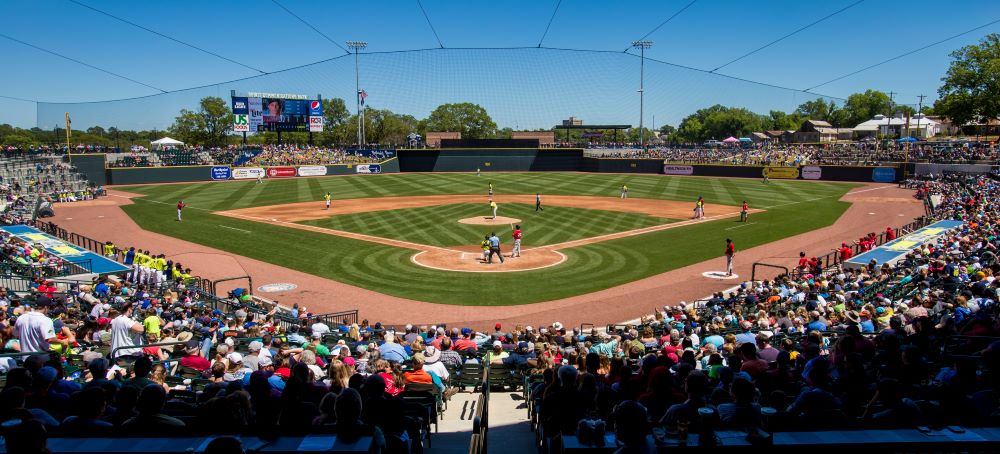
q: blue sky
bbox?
[2,0,999,131]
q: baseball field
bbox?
[114,172,858,306]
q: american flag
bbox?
[359,90,368,106]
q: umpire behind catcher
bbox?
[487,232,504,264]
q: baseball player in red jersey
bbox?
[740,200,749,222]
[511,224,523,258]
[176,200,186,222]
[725,238,735,276]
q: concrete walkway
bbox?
[427,389,534,454]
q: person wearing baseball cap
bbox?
[485,340,508,364]
[14,295,62,355]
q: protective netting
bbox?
[36,47,841,131]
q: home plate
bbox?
[702,271,739,280]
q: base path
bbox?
[217,194,742,222]
[52,183,923,329]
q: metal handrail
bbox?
[111,340,190,358]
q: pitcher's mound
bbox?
[458,216,522,225]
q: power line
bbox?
[711,0,864,72]
[32,46,849,105]
[0,32,166,93]
[66,0,267,74]
[537,0,564,47]
[625,0,699,51]
[806,17,1000,91]
[0,94,38,103]
[269,0,350,55]
[415,0,445,48]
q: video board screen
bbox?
[232,94,323,133]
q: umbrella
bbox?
[722,137,739,143]
[896,137,919,143]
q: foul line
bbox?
[218,225,251,233]
[760,184,894,210]
[725,222,757,230]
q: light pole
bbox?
[346,41,368,146]
[632,40,652,148]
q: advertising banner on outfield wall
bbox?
[872,167,897,183]
[210,166,232,180]
[266,167,297,178]
[662,165,694,175]
[232,167,265,180]
[297,165,327,177]
[801,166,822,180]
[356,164,382,174]
[763,166,799,179]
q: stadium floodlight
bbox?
[631,40,653,149]
[347,41,369,146]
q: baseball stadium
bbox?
[2,1,1000,453]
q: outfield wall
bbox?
[580,158,900,182]
[396,148,582,172]
[102,158,400,185]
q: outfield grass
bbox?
[118,173,858,306]
[299,202,673,247]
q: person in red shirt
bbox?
[740,201,749,223]
[839,243,853,261]
[178,339,210,371]
[511,225,523,258]
[797,252,810,272]
[176,200,186,222]
[725,238,736,276]
[886,226,896,241]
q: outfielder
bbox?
[324,192,332,210]
[176,200,186,221]
[740,200,749,222]
[620,184,628,199]
[511,224,522,258]
[488,181,494,197]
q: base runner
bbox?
[535,192,543,211]
[511,224,522,258]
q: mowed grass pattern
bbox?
[299,203,673,247]
[118,173,859,306]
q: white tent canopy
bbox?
[150,137,184,146]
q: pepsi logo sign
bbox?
[310,100,320,110]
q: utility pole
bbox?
[346,41,368,147]
[632,40,652,149]
[908,94,927,163]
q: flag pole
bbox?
[65,112,72,165]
